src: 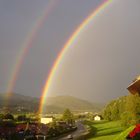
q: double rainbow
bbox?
[39,0,113,114]
[4,0,113,113]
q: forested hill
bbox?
[45,95,104,113]
[0,93,104,113]
[103,94,140,127]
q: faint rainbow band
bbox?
[5,0,59,105]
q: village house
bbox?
[93,114,102,121]
[40,116,54,124]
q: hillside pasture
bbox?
[86,120,125,140]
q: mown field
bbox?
[85,120,134,140]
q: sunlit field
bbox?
[114,126,135,140]
[85,120,124,140]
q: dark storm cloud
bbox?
[2,0,140,104]
[0,0,104,97]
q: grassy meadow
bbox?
[85,120,132,140]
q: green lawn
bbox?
[114,126,135,140]
[85,120,125,140]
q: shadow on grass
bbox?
[97,126,123,132]
[97,127,116,132]
[95,129,123,137]
[91,120,108,125]
[84,120,123,139]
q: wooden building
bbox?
[127,76,140,95]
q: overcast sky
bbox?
[1,0,140,103]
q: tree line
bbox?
[103,94,140,127]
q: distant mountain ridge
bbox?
[45,95,104,112]
[0,93,104,113]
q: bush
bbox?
[4,113,14,120]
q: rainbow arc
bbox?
[39,0,113,114]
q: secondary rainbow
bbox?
[4,1,60,111]
[39,0,113,114]
[5,0,59,102]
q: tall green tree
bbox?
[0,114,4,120]
[103,94,140,127]
[103,96,126,121]
[121,94,140,127]
[62,109,74,125]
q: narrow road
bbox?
[57,121,88,140]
